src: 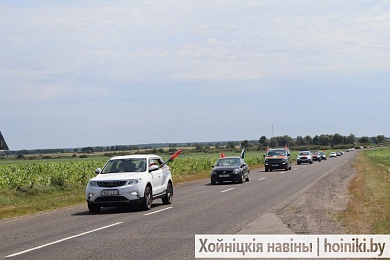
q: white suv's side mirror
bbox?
[95,168,101,174]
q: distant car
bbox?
[297,151,313,165]
[319,151,327,160]
[336,152,342,156]
[329,152,337,158]
[210,156,250,185]
[264,148,292,171]
[310,151,322,161]
[86,154,173,213]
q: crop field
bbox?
[0,151,265,190]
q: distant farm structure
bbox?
[0,131,9,150]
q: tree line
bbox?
[257,133,387,149]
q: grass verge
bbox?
[339,151,390,234]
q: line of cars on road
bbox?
[85,148,350,213]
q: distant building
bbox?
[0,131,9,150]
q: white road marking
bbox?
[5,222,123,258]
[221,188,234,193]
[258,178,266,181]
[144,206,173,216]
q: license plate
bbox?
[101,189,119,196]
[219,174,229,177]
[272,164,279,167]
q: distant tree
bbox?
[280,135,292,147]
[259,136,267,146]
[269,138,278,148]
[82,147,94,154]
[377,135,386,144]
[296,136,305,146]
[227,142,236,149]
[318,134,331,146]
[346,134,356,145]
[304,135,312,145]
[332,133,344,145]
[241,140,249,148]
[313,135,319,145]
[359,136,370,144]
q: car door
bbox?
[149,158,163,195]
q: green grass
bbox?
[339,148,390,234]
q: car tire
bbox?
[88,202,101,214]
[211,180,216,185]
[239,174,244,183]
[285,165,289,171]
[297,162,301,165]
[310,161,313,164]
[141,186,152,210]
[245,172,250,182]
[162,182,173,205]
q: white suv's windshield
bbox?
[101,158,146,173]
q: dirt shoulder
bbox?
[239,154,357,235]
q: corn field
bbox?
[0,152,264,189]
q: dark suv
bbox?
[264,148,292,171]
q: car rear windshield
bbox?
[101,158,147,173]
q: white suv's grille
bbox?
[98,181,126,187]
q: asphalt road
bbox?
[0,152,357,259]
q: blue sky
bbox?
[1,1,390,150]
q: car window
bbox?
[149,158,163,167]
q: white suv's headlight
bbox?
[126,179,141,185]
[89,181,98,187]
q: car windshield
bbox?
[267,150,286,156]
[216,158,240,166]
[101,158,147,174]
[299,152,310,155]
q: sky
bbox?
[1,0,390,150]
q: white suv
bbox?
[86,154,173,213]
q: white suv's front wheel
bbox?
[88,202,101,214]
[141,186,152,210]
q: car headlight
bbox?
[89,181,98,187]
[234,168,240,174]
[126,179,140,185]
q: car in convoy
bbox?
[329,152,337,158]
[297,151,313,165]
[310,151,322,162]
[210,156,250,185]
[264,148,292,171]
[319,151,327,160]
[86,154,173,213]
